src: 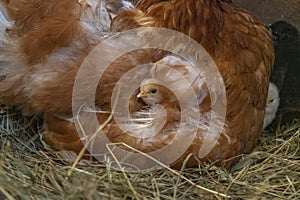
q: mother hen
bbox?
[0,0,274,169]
[109,0,275,168]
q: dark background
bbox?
[233,0,300,30]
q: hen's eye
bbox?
[151,88,157,94]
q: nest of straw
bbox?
[0,106,299,199]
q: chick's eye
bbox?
[151,88,157,94]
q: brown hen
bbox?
[0,0,274,169]
[109,0,274,168]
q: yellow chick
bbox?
[137,78,177,106]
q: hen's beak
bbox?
[137,92,146,98]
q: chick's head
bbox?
[138,83,161,105]
[265,82,280,114]
[137,79,176,106]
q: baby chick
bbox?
[136,55,209,133]
[137,79,181,130]
[137,78,178,106]
[263,82,280,129]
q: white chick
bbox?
[263,82,280,129]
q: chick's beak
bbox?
[137,92,146,98]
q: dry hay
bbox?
[0,106,299,199]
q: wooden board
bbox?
[233,0,300,30]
